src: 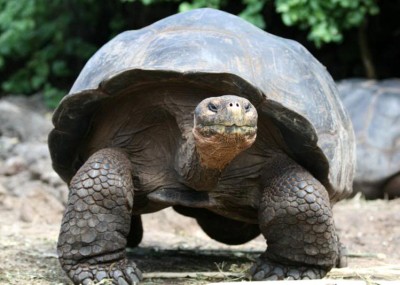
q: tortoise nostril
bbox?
[228,102,241,108]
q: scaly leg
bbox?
[57,148,142,285]
[250,158,342,280]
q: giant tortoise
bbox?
[338,79,400,199]
[49,8,355,284]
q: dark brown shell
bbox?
[49,8,355,202]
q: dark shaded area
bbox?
[127,247,258,272]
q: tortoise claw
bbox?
[249,257,327,280]
[68,259,142,285]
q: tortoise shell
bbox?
[338,79,400,198]
[49,8,355,202]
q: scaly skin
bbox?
[249,156,341,280]
[57,148,142,285]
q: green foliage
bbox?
[180,0,227,12]
[0,0,381,108]
[178,0,267,28]
[275,0,379,47]
[238,0,267,29]
[124,0,268,28]
[0,0,97,107]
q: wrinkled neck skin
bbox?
[176,129,255,191]
[193,128,254,170]
[176,134,221,191]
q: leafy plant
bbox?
[275,0,379,47]
[131,0,379,45]
[0,0,98,107]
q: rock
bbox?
[13,142,49,165]
[5,93,50,115]
[0,137,19,160]
[12,142,64,187]
[0,98,52,142]
[0,95,68,207]
[0,182,7,196]
[0,171,33,197]
[0,156,27,176]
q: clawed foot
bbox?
[248,256,327,280]
[67,259,142,285]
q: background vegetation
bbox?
[0,0,398,108]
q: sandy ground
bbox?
[0,192,399,285]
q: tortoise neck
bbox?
[176,135,221,191]
[192,129,245,171]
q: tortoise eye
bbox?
[208,102,218,112]
[245,104,251,112]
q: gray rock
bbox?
[0,98,52,142]
[0,156,27,176]
[0,95,68,207]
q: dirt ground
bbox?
[0,192,399,285]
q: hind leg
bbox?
[57,148,142,285]
[174,206,260,245]
[250,161,342,280]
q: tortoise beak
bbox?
[194,95,258,135]
[192,95,258,170]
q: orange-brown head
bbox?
[193,95,258,170]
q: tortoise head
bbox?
[193,95,258,170]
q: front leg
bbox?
[250,158,342,280]
[57,148,142,285]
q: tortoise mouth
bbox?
[195,124,257,138]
